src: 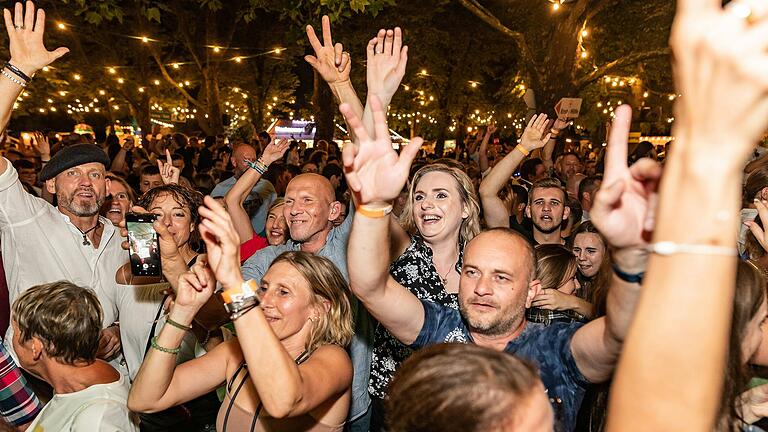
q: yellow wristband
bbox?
[357,203,393,219]
[515,145,530,157]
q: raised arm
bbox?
[224,139,289,242]
[157,149,180,185]
[478,127,492,173]
[197,196,352,418]
[570,105,657,383]
[362,27,408,137]
[0,1,68,176]
[606,1,764,427]
[479,115,550,228]
[305,16,364,136]
[342,96,425,345]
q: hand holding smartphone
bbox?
[125,213,162,277]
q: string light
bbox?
[108,67,116,74]
[154,79,161,85]
[141,36,149,43]
[57,22,66,30]
[117,78,124,84]
[235,56,242,63]
[213,46,221,53]
[581,29,588,37]
[73,74,81,80]
[172,63,180,69]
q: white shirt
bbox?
[0,160,123,362]
[27,373,139,432]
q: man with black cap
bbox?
[0,142,124,363]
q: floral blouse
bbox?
[368,235,462,399]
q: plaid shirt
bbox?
[0,343,41,425]
[526,307,587,326]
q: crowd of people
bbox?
[0,0,764,431]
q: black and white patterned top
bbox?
[368,235,462,399]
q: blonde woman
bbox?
[128,196,354,432]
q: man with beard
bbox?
[525,177,570,245]
[211,143,275,236]
[0,144,122,362]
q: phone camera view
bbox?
[126,213,161,277]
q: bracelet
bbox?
[1,69,26,88]
[515,145,530,157]
[231,303,258,320]
[357,203,393,219]
[245,159,267,175]
[165,317,192,331]
[612,263,644,284]
[4,62,31,82]
[150,336,180,355]
[647,241,737,257]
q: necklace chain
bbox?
[74,222,100,246]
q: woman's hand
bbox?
[341,95,422,205]
[531,288,574,311]
[305,15,350,86]
[157,149,180,185]
[173,261,216,319]
[366,27,408,101]
[260,139,291,166]
[519,114,552,152]
[3,1,69,77]
[198,196,243,290]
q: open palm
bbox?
[591,105,662,248]
[198,196,242,290]
[4,2,69,76]
[519,114,552,152]
[341,95,422,205]
[366,27,408,99]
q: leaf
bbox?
[147,7,161,22]
[84,11,104,24]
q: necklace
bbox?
[74,222,100,246]
[440,266,452,286]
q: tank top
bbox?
[215,352,345,432]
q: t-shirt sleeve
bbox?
[553,323,590,388]
[408,299,465,350]
[71,401,138,432]
[336,201,355,240]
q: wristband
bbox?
[1,69,26,88]
[612,263,644,284]
[3,62,32,83]
[220,279,260,319]
[165,317,192,331]
[245,159,267,175]
[150,337,180,355]
[357,203,393,219]
[648,241,737,257]
[515,145,530,157]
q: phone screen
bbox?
[126,213,161,277]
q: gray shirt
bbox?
[241,206,373,422]
[211,176,275,236]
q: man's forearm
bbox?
[0,79,25,175]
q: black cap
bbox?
[39,144,111,181]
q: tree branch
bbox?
[575,48,670,90]
[457,0,540,77]
[586,0,622,22]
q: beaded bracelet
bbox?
[3,62,31,83]
[150,336,180,355]
[1,69,26,88]
[245,159,267,175]
[165,317,192,331]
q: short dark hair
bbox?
[529,177,566,205]
[258,131,271,145]
[12,159,34,170]
[140,165,160,177]
[13,281,103,365]
[387,343,541,432]
[578,175,602,202]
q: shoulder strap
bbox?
[143,294,169,358]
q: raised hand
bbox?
[341,95,422,205]
[31,131,48,158]
[198,195,242,290]
[366,27,408,100]
[173,261,216,314]
[485,124,498,136]
[305,15,350,86]
[671,0,768,167]
[519,114,552,152]
[157,149,180,185]
[3,1,69,76]
[260,138,290,165]
[590,105,662,249]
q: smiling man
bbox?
[0,144,124,365]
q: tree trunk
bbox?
[312,71,335,142]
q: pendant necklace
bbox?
[75,222,100,246]
[440,266,452,286]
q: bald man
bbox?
[240,173,373,426]
[211,143,276,235]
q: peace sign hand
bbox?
[305,15,350,86]
[157,149,180,185]
[3,1,68,77]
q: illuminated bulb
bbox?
[273,96,278,101]
[50,107,56,112]
[581,51,588,59]
[643,92,649,98]
[429,96,434,101]
[213,47,221,53]
[73,74,81,80]
[184,81,190,86]
[39,108,45,113]
[59,91,66,96]
[99,90,106,96]
[235,57,242,63]
[154,80,160,85]
[467,126,473,132]
[470,82,477,88]
[507,113,512,118]
[141,36,149,43]
[603,109,608,114]
[552,2,560,11]
[113,105,119,110]
[108,67,116,74]
[47,98,53,103]
[178,83,183,87]
[597,102,602,108]
[475,109,480,114]
[581,29,588,37]
[57,22,65,29]
[404,85,410,91]
[94,108,99,113]
[668,95,675,101]
[172,63,180,69]
[42,66,49,72]
[117,78,124,84]
[138,87,145,93]
[274,48,283,54]
[421,69,427,75]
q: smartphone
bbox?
[125,213,161,277]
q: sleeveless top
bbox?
[215,352,345,432]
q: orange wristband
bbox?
[515,145,530,157]
[356,203,393,219]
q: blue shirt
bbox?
[240,206,374,422]
[411,300,589,432]
[211,176,275,236]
